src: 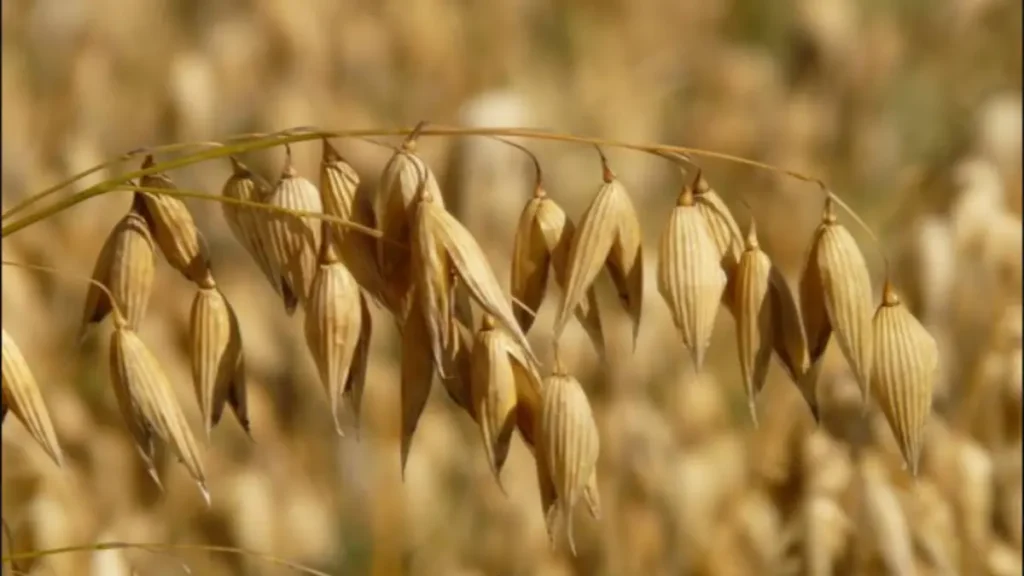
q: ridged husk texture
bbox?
[694,174,744,312]
[262,149,323,313]
[554,164,643,349]
[304,231,365,436]
[189,284,249,438]
[733,220,773,426]
[801,198,874,406]
[110,326,208,502]
[871,279,938,474]
[1,328,64,467]
[138,156,213,286]
[220,157,280,298]
[512,189,605,354]
[538,369,601,555]
[657,184,727,371]
[81,197,156,335]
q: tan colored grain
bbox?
[733,219,773,426]
[1,328,64,467]
[189,282,249,439]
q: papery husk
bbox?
[262,147,323,313]
[657,182,727,371]
[399,293,435,477]
[319,139,389,309]
[221,157,281,298]
[304,228,363,436]
[80,195,156,335]
[138,156,213,285]
[1,328,64,467]
[110,323,208,503]
[511,190,605,353]
[470,315,542,488]
[733,219,773,425]
[694,173,744,312]
[538,368,601,555]
[805,197,875,405]
[189,282,249,439]
[375,145,444,308]
[554,160,642,349]
[870,278,938,475]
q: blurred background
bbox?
[1,0,1021,574]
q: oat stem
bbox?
[2,125,825,239]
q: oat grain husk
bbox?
[733,219,773,426]
[375,144,445,308]
[81,195,156,335]
[871,279,938,475]
[399,294,435,477]
[694,173,744,312]
[470,315,543,488]
[304,226,364,436]
[657,182,727,371]
[189,281,249,439]
[138,156,213,285]
[511,189,605,354]
[554,155,642,349]
[539,367,601,555]
[319,139,389,309]
[804,198,875,405]
[221,157,281,298]
[261,146,323,313]
[110,323,208,503]
[1,329,64,467]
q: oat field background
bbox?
[1,1,1022,575]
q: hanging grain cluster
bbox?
[2,128,942,558]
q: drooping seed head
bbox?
[539,369,600,555]
[304,239,363,436]
[870,279,938,475]
[261,146,323,313]
[657,181,727,371]
[109,326,208,503]
[81,197,156,336]
[138,156,214,286]
[221,157,281,298]
[733,218,774,426]
[189,284,249,439]
[1,329,64,467]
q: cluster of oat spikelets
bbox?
[3,127,947,559]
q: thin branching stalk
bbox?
[2,125,827,239]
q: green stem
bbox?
[2,125,823,238]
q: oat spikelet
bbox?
[1,329,64,467]
[262,146,323,313]
[221,157,281,298]
[733,218,773,426]
[319,139,389,309]
[81,195,155,335]
[694,173,744,312]
[414,191,538,365]
[304,227,363,436]
[375,142,444,307]
[554,152,643,349]
[138,156,213,285]
[470,315,542,489]
[512,186,606,354]
[110,322,208,503]
[871,278,938,474]
[347,293,373,434]
[439,318,475,418]
[411,188,455,376]
[798,212,833,423]
[657,181,727,371]
[400,294,435,477]
[189,279,249,439]
[806,197,875,404]
[539,365,601,555]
